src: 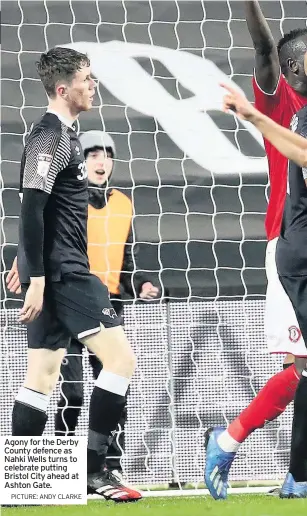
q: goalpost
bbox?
[1,0,306,496]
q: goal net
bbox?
[1,0,306,490]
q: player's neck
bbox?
[47,101,78,128]
[287,78,307,99]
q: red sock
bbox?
[228,364,299,443]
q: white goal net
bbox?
[1,0,306,489]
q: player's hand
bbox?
[6,256,21,295]
[220,82,258,121]
[19,277,45,323]
[139,282,159,300]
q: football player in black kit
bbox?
[219,73,307,498]
[7,47,141,502]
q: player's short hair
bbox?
[277,28,307,73]
[36,47,90,98]
[84,146,114,160]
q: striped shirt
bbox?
[18,112,89,283]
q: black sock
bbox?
[289,372,307,482]
[105,400,127,471]
[55,406,81,436]
[12,401,47,436]
[12,387,49,436]
[87,386,126,474]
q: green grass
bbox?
[2,495,307,516]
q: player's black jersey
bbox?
[276,105,307,277]
[18,112,89,283]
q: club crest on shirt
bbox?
[102,307,117,319]
[37,153,52,177]
[288,325,301,343]
[290,114,298,133]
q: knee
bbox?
[25,369,60,396]
[89,328,137,378]
[25,361,62,395]
[122,348,136,377]
[89,353,103,380]
[106,347,136,378]
[120,343,136,370]
[130,350,137,373]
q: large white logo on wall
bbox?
[65,41,268,175]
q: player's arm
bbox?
[18,190,49,323]
[221,83,307,170]
[120,225,158,299]
[19,127,68,322]
[252,115,307,169]
[244,0,280,93]
[21,189,48,278]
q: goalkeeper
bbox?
[54,130,159,487]
[205,0,307,500]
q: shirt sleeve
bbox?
[20,124,70,277]
[252,68,285,116]
[20,189,49,277]
[22,126,70,194]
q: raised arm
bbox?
[221,83,307,169]
[244,0,280,93]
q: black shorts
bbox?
[22,272,122,350]
[279,275,307,349]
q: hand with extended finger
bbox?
[220,82,258,121]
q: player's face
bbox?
[66,65,96,113]
[86,149,113,186]
[289,36,307,95]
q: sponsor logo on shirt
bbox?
[37,153,52,177]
